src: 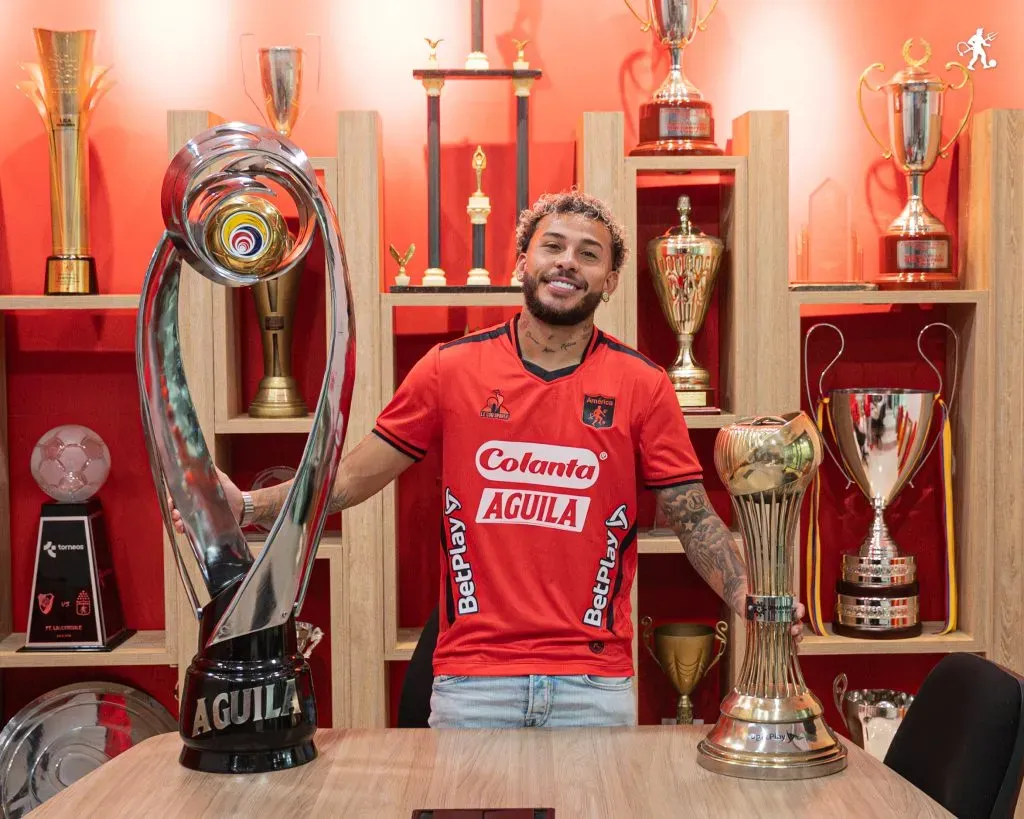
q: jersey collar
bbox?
[508,313,602,383]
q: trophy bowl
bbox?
[834,673,914,760]
[642,617,727,724]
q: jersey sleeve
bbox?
[372,344,441,462]
[638,371,703,489]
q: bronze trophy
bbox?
[647,195,724,412]
[642,617,726,723]
[241,39,317,417]
[19,28,113,295]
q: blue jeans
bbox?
[428,674,637,728]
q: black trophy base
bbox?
[832,578,923,640]
[46,255,97,295]
[178,581,318,774]
[18,627,135,653]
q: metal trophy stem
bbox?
[18,28,113,295]
[136,121,354,773]
[698,414,847,780]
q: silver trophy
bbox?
[833,673,914,761]
[136,121,354,773]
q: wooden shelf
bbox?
[0,294,139,311]
[383,291,523,308]
[683,412,739,429]
[798,622,983,656]
[247,533,343,561]
[626,156,745,174]
[387,627,422,662]
[0,630,171,668]
[638,533,679,554]
[215,413,314,434]
[792,289,987,306]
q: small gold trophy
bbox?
[389,243,415,287]
[19,28,113,295]
[647,195,724,412]
[466,146,491,286]
[241,38,317,418]
[642,617,727,724]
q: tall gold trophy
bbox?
[642,617,727,724]
[647,195,723,412]
[241,40,315,417]
[19,29,112,295]
[698,414,846,780]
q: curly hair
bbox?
[514,189,628,272]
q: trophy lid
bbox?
[648,195,723,254]
[883,39,949,89]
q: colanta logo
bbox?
[475,441,600,489]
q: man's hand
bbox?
[168,466,241,534]
[792,602,806,645]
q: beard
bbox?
[521,273,604,327]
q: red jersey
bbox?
[373,314,702,677]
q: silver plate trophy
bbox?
[136,121,354,774]
[0,682,177,817]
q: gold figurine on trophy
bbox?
[19,28,113,295]
[389,243,415,287]
[466,146,491,286]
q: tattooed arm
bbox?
[655,482,747,617]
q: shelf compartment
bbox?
[0,630,171,668]
[215,413,314,435]
[627,156,746,174]
[799,622,983,656]
[792,289,987,306]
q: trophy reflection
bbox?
[19,28,113,295]
[241,37,319,418]
[623,0,722,155]
[858,39,972,289]
[642,616,726,723]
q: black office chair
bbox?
[883,652,1024,819]
[397,607,440,728]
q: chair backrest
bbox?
[397,606,440,728]
[883,652,1024,819]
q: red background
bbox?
[2,0,1016,733]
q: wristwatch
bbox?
[240,491,254,527]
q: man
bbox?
[172,190,804,728]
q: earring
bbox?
[601,291,610,303]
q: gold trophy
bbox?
[858,39,972,289]
[241,38,317,418]
[19,29,113,295]
[642,617,727,724]
[466,146,491,286]
[647,195,723,412]
[390,243,415,287]
[698,414,847,780]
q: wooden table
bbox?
[33,726,950,818]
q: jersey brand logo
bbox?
[475,441,599,489]
[476,488,590,532]
[480,389,510,420]
[582,394,615,429]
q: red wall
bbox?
[2,0,1019,729]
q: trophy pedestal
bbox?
[832,551,921,638]
[632,99,722,156]
[179,586,318,774]
[249,376,309,419]
[23,498,133,651]
[46,256,97,295]
[878,232,959,290]
[677,388,719,413]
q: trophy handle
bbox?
[803,323,855,487]
[908,322,960,486]
[857,63,892,160]
[705,620,728,672]
[623,0,653,33]
[290,34,322,135]
[939,61,974,159]
[640,616,662,669]
[239,32,266,125]
[832,672,850,729]
[697,0,720,32]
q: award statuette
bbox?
[24,425,132,652]
[239,39,318,418]
[137,121,354,773]
[647,195,723,411]
[18,28,113,295]
[833,673,914,761]
[804,322,960,640]
[623,0,722,155]
[698,413,847,779]
[389,243,415,287]
[642,616,727,724]
[858,39,973,289]
[466,146,491,286]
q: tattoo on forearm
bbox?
[657,483,747,615]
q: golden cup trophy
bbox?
[241,37,318,418]
[698,413,847,780]
[858,39,973,289]
[624,0,722,155]
[642,617,727,724]
[19,28,113,295]
[466,146,491,286]
[647,195,723,412]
